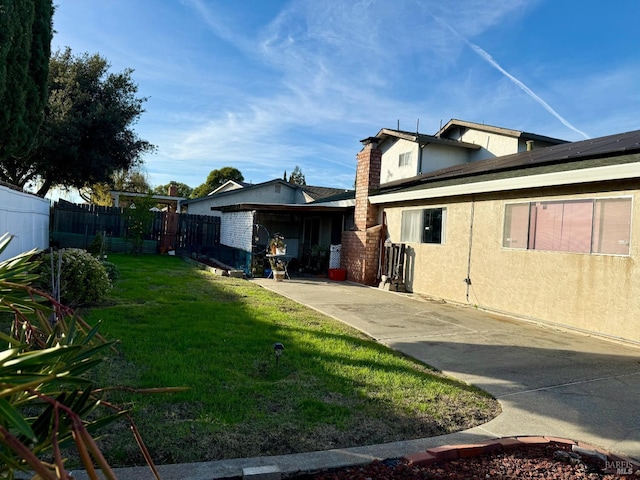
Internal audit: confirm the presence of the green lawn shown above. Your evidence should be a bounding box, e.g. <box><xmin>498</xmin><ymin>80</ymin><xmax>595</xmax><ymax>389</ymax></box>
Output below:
<box><xmin>83</xmin><ymin>254</ymin><xmax>500</xmax><ymax>466</ymax></box>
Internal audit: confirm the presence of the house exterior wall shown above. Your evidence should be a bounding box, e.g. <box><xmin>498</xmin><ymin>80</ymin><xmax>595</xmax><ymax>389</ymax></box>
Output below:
<box><xmin>379</xmin><ymin>128</ymin><xmax>540</xmax><ymax>185</ymax></box>
<box><xmin>380</xmin><ymin>138</ymin><xmax>420</xmax><ymax>184</ymax></box>
<box><xmin>456</xmin><ymin>129</ymin><xmax>519</xmax><ymax>161</ymax></box>
<box><xmin>221</xmin><ymin>211</ymin><xmax>254</xmax><ymax>251</ymax></box>
<box><xmin>420</xmin><ymin>143</ymin><xmax>469</xmax><ymax>174</ymax></box>
<box><xmin>384</xmin><ymin>199</ymin><xmax>472</xmax><ymax>299</ymax></box>
<box><xmin>382</xmin><ymin>183</ymin><xmax>640</xmax><ymax>344</ymax></box>
<box><xmin>186</xmin><ymin>183</ymin><xmax>298</xmax><ymax>215</ymax></box>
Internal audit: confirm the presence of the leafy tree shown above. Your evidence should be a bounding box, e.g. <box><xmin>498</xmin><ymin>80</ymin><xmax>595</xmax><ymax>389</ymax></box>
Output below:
<box><xmin>153</xmin><ymin>181</ymin><xmax>193</xmax><ymax>198</ymax></box>
<box><xmin>1</xmin><ymin>47</ymin><xmax>155</xmax><ymax>196</ymax></box>
<box><xmin>83</xmin><ymin>167</ymin><xmax>151</xmax><ymax>205</ymax></box>
<box><xmin>191</xmin><ymin>167</ymin><xmax>243</xmax><ymax>198</ymax></box>
<box><xmin>288</xmin><ymin>165</ymin><xmax>306</xmax><ymax>185</ymax></box>
<box><xmin>111</xmin><ymin>168</ymin><xmax>151</xmax><ymax>193</ymax></box>
<box><xmin>0</xmin><ymin>0</ymin><xmax>53</xmax><ymax>182</ymax></box>
<box><xmin>124</xmin><ymin>194</ymin><xmax>157</xmax><ymax>255</ymax></box>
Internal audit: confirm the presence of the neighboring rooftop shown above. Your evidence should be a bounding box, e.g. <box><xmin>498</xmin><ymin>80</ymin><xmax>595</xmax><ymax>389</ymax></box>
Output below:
<box><xmin>182</xmin><ymin>178</ymin><xmax>353</xmax><ymax>205</ymax></box>
<box><xmin>301</xmin><ymin>185</ymin><xmax>353</xmax><ymax>201</ymax></box>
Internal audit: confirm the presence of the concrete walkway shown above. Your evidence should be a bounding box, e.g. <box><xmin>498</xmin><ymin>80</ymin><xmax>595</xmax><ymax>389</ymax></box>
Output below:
<box><xmin>77</xmin><ymin>277</ymin><xmax>640</xmax><ymax>479</ymax></box>
<box><xmin>250</xmin><ymin>278</ymin><xmax>640</xmax><ymax>460</ymax></box>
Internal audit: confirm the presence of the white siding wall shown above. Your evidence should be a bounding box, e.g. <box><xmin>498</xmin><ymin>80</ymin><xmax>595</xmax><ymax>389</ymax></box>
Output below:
<box><xmin>458</xmin><ymin>130</ymin><xmax>519</xmax><ymax>161</ymax></box>
<box><xmin>420</xmin><ymin>143</ymin><xmax>469</xmax><ymax>173</ymax></box>
<box><xmin>0</xmin><ymin>185</ymin><xmax>50</xmax><ymax>261</ymax></box>
<box><xmin>380</xmin><ymin>130</ymin><xmax>525</xmax><ymax>186</ymax></box>
<box><xmin>187</xmin><ymin>183</ymin><xmax>299</xmax><ymax>215</ymax></box>
<box><xmin>187</xmin><ymin>202</ymin><xmax>222</xmax><ymax>216</ymax></box>
<box><xmin>221</xmin><ymin>211</ymin><xmax>254</xmax><ymax>251</ymax></box>
<box><xmin>380</xmin><ymin>138</ymin><xmax>420</xmax><ymax>184</ymax></box>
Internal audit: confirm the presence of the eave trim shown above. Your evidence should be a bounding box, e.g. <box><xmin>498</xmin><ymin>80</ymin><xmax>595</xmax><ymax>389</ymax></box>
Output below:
<box><xmin>369</xmin><ymin>162</ymin><xmax>640</xmax><ymax>204</ymax></box>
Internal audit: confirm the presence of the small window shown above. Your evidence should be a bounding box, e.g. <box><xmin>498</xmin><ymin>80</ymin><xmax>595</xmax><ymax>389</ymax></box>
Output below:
<box><xmin>401</xmin><ymin>208</ymin><xmax>445</xmax><ymax>244</ymax></box>
<box><xmin>275</xmin><ymin>184</ymin><xmax>281</xmax><ymax>194</ymax></box>
<box><xmin>398</xmin><ymin>152</ymin><xmax>412</xmax><ymax>167</ymax></box>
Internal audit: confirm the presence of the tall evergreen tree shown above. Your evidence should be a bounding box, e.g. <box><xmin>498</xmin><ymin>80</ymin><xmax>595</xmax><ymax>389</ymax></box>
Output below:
<box><xmin>288</xmin><ymin>165</ymin><xmax>306</xmax><ymax>185</ymax></box>
<box><xmin>0</xmin><ymin>0</ymin><xmax>53</xmax><ymax>185</ymax></box>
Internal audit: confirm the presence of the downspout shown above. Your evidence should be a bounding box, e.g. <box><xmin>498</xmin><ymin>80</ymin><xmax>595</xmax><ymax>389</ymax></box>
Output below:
<box><xmin>464</xmin><ymin>198</ymin><xmax>475</xmax><ymax>302</ymax></box>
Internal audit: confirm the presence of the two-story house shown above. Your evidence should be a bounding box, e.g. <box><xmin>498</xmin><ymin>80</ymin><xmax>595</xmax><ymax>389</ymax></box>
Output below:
<box><xmin>342</xmin><ymin>120</ymin><xmax>640</xmax><ymax>344</ymax></box>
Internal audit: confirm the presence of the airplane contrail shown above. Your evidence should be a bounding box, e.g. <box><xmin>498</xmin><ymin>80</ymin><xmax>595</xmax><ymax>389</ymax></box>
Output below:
<box><xmin>430</xmin><ymin>13</ymin><xmax>590</xmax><ymax>139</ymax></box>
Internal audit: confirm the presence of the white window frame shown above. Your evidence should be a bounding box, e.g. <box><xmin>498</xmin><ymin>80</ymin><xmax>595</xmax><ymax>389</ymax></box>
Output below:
<box><xmin>401</xmin><ymin>207</ymin><xmax>446</xmax><ymax>244</ymax></box>
<box><xmin>398</xmin><ymin>151</ymin><xmax>412</xmax><ymax>167</ymax></box>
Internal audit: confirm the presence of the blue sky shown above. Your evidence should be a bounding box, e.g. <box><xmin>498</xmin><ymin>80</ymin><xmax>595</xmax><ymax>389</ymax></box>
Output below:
<box><xmin>51</xmin><ymin>0</ymin><xmax>640</xmax><ymax>192</ymax></box>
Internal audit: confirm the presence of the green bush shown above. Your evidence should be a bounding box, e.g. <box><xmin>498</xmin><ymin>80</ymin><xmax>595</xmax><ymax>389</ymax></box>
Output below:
<box><xmin>37</xmin><ymin>249</ymin><xmax>112</xmax><ymax>306</ymax></box>
<box><xmin>89</xmin><ymin>232</ymin><xmax>106</xmax><ymax>255</ymax></box>
<box><xmin>102</xmin><ymin>260</ymin><xmax>120</xmax><ymax>283</ymax></box>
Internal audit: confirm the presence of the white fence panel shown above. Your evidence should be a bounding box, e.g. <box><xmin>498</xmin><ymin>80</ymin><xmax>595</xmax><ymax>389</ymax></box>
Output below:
<box><xmin>0</xmin><ymin>185</ymin><xmax>50</xmax><ymax>261</ymax></box>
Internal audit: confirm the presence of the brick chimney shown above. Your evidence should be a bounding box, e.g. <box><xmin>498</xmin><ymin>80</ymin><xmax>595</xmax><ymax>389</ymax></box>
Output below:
<box><xmin>168</xmin><ymin>183</ymin><xmax>178</xmax><ymax>196</ymax></box>
<box><xmin>341</xmin><ymin>136</ymin><xmax>383</xmax><ymax>285</ymax></box>
<box><xmin>354</xmin><ymin>137</ymin><xmax>381</xmax><ymax>229</ymax></box>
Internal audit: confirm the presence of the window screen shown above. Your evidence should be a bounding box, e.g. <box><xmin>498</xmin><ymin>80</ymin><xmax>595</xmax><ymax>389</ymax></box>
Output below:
<box><xmin>503</xmin><ymin>197</ymin><xmax>631</xmax><ymax>255</ymax></box>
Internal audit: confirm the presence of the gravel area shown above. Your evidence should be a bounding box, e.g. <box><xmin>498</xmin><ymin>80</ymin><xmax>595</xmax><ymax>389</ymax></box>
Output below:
<box><xmin>294</xmin><ymin>443</ymin><xmax>636</xmax><ymax>479</ymax></box>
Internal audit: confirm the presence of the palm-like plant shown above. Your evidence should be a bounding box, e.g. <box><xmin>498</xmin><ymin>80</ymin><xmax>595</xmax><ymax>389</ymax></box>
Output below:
<box><xmin>0</xmin><ymin>233</ymin><xmax>165</xmax><ymax>479</ymax></box>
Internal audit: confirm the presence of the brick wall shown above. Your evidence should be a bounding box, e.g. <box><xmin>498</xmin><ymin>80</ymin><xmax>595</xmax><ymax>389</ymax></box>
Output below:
<box><xmin>341</xmin><ymin>137</ymin><xmax>382</xmax><ymax>285</ymax></box>
<box><xmin>221</xmin><ymin>211</ymin><xmax>254</xmax><ymax>251</ymax></box>
<box><xmin>341</xmin><ymin>228</ymin><xmax>382</xmax><ymax>285</ymax></box>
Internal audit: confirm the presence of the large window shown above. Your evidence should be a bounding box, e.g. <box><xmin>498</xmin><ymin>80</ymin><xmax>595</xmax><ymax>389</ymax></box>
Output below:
<box><xmin>401</xmin><ymin>208</ymin><xmax>445</xmax><ymax>244</ymax></box>
<box><xmin>503</xmin><ymin>197</ymin><xmax>632</xmax><ymax>255</ymax></box>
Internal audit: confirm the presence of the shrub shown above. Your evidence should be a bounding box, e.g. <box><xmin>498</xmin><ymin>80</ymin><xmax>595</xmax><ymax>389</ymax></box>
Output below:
<box><xmin>37</xmin><ymin>248</ymin><xmax>112</xmax><ymax>306</ymax></box>
<box><xmin>102</xmin><ymin>260</ymin><xmax>120</xmax><ymax>283</ymax></box>
<box><xmin>89</xmin><ymin>232</ymin><xmax>105</xmax><ymax>255</ymax></box>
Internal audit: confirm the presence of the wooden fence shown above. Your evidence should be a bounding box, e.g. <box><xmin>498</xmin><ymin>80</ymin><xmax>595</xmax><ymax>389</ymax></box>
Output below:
<box><xmin>51</xmin><ymin>200</ymin><xmax>220</xmax><ymax>255</ymax></box>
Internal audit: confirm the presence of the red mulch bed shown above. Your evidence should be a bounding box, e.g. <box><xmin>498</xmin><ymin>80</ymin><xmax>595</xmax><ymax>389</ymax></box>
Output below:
<box><xmin>294</xmin><ymin>443</ymin><xmax>636</xmax><ymax>479</ymax></box>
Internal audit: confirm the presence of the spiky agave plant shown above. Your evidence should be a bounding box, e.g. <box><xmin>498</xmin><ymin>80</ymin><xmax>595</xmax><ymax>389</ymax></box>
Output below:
<box><xmin>0</xmin><ymin>233</ymin><xmax>177</xmax><ymax>480</ymax></box>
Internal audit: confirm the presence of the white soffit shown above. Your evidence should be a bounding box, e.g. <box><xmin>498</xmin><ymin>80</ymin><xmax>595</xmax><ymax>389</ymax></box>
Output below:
<box><xmin>370</xmin><ymin>162</ymin><xmax>640</xmax><ymax>204</ymax></box>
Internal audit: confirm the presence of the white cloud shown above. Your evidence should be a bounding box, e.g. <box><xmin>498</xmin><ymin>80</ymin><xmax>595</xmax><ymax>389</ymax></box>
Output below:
<box><xmin>114</xmin><ymin>0</ymin><xmax>639</xmax><ymax>189</ymax></box>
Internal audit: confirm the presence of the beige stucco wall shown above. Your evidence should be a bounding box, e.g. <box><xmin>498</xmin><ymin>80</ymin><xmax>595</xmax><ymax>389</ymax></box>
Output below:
<box><xmin>383</xmin><ymin>186</ymin><xmax>640</xmax><ymax>344</ymax></box>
